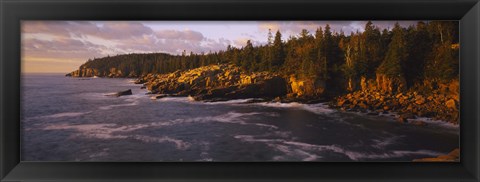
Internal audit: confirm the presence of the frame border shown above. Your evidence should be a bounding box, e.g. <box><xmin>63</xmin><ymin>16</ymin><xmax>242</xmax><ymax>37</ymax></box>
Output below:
<box><xmin>1</xmin><ymin>0</ymin><xmax>479</xmax><ymax>181</ymax></box>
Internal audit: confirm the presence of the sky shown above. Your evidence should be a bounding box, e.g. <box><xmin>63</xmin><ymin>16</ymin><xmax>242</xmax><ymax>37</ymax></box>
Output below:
<box><xmin>22</xmin><ymin>21</ymin><xmax>419</xmax><ymax>73</ymax></box>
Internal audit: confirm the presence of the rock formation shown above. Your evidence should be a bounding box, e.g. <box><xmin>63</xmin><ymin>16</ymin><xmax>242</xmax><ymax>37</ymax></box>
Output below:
<box><xmin>137</xmin><ymin>64</ymin><xmax>292</xmax><ymax>101</ymax></box>
<box><xmin>105</xmin><ymin>89</ymin><xmax>133</xmax><ymax>97</ymax></box>
<box><xmin>66</xmin><ymin>66</ymin><xmax>137</xmax><ymax>78</ymax></box>
<box><xmin>333</xmin><ymin>79</ymin><xmax>460</xmax><ymax>124</ymax></box>
<box><xmin>413</xmin><ymin>148</ymin><xmax>460</xmax><ymax>162</ymax></box>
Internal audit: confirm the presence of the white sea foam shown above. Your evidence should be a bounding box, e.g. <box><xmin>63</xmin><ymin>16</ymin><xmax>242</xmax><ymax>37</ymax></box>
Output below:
<box><xmin>45</xmin><ymin>112</ymin><xmax>90</xmax><ymax>118</ymax></box>
<box><xmin>234</xmin><ymin>134</ymin><xmax>443</xmax><ymax>161</ymax></box>
<box><xmin>103</xmin><ymin>92</ymin><xmax>118</xmax><ymax>96</ymax></box>
<box><xmin>156</xmin><ymin>97</ymin><xmax>255</xmax><ymax>105</ymax></box>
<box><xmin>130</xmin><ymin>135</ymin><xmax>190</xmax><ymax>149</ymax></box>
<box><xmin>203</xmin><ymin>99</ymin><xmax>255</xmax><ymax>105</ymax></box>
<box><xmin>43</xmin><ymin>123</ymin><xmax>190</xmax><ymax>150</ymax></box>
<box><xmin>198</xmin><ymin>141</ymin><xmax>212</xmax><ymax>161</ymax></box>
<box><xmin>43</xmin><ymin>111</ymin><xmax>278</xmax><ymax>136</ymax></box>
<box><xmin>175</xmin><ymin>112</ymin><xmax>279</xmax><ymax>129</ymax></box>
<box><xmin>99</xmin><ymin>101</ymin><xmax>139</xmax><ymax>110</ymax></box>
<box><xmin>255</xmin><ymin>102</ymin><xmax>335</xmax><ymax>115</ymax></box>
<box><xmin>415</xmin><ymin>117</ymin><xmax>459</xmax><ymax>129</ymax></box>
<box><xmin>371</xmin><ymin>135</ymin><xmax>405</xmax><ymax>149</ymax></box>
<box><xmin>28</xmin><ymin>111</ymin><xmax>91</xmax><ymax>120</ymax></box>
<box><xmin>88</xmin><ymin>148</ymin><xmax>110</xmax><ymax>159</ymax></box>
<box><xmin>256</xmin><ymin>101</ymin><xmax>303</xmax><ymax>108</ymax></box>
<box><xmin>155</xmin><ymin>97</ymin><xmax>193</xmax><ymax>103</ymax></box>
<box><xmin>41</xmin><ymin>111</ymin><xmax>278</xmax><ymax>150</ymax></box>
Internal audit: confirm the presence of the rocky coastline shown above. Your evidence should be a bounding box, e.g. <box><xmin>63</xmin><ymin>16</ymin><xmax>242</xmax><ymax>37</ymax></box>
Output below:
<box><xmin>67</xmin><ymin>63</ymin><xmax>459</xmax><ymax>125</ymax></box>
<box><xmin>67</xmin><ymin>63</ymin><xmax>460</xmax><ymax>161</ymax></box>
<box><xmin>130</xmin><ymin>64</ymin><xmax>326</xmax><ymax>103</ymax></box>
<box><xmin>332</xmin><ymin>82</ymin><xmax>459</xmax><ymax>125</ymax></box>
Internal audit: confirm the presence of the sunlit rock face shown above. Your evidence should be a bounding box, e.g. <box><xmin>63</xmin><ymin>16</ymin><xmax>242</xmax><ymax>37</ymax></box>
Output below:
<box><xmin>375</xmin><ymin>73</ymin><xmax>407</xmax><ymax>94</ymax></box>
<box><xmin>138</xmin><ymin>64</ymin><xmax>289</xmax><ymax>101</ymax></box>
<box><xmin>333</xmin><ymin>78</ymin><xmax>460</xmax><ymax>124</ymax></box>
<box><xmin>288</xmin><ymin>76</ymin><xmax>325</xmax><ymax>98</ymax></box>
<box><xmin>66</xmin><ymin>67</ymin><xmax>126</xmax><ymax>78</ymax></box>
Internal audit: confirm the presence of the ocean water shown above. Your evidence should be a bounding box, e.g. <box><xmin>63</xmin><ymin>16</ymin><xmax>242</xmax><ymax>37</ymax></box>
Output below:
<box><xmin>21</xmin><ymin>74</ymin><xmax>460</xmax><ymax>162</ymax></box>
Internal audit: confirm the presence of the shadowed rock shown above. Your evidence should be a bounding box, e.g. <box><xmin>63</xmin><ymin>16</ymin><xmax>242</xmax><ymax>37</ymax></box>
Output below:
<box><xmin>107</xmin><ymin>89</ymin><xmax>132</xmax><ymax>97</ymax></box>
<box><xmin>413</xmin><ymin>148</ymin><xmax>460</xmax><ymax>162</ymax></box>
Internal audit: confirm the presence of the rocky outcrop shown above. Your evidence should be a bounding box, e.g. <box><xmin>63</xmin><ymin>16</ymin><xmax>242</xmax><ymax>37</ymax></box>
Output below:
<box><xmin>139</xmin><ymin>64</ymin><xmax>289</xmax><ymax>101</ymax></box>
<box><xmin>413</xmin><ymin>148</ymin><xmax>460</xmax><ymax>162</ymax></box>
<box><xmin>66</xmin><ymin>66</ymin><xmax>137</xmax><ymax>78</ymax></box>
<box><xmin>376</xmin><ymin>73</ymin><xmax>407</xmax><ymax>93</ymax></box>
<box><xmin>288</xmin><ymin>76</ymin><xmax>326</xmax><ymax>98</ymax></box>
<box><xmin>333</xmin><ymin>79</ymin><xmax>460</xmax><ymax>124</ymax></box>
<box><xmin>105</xmin><ymin>89</ymin><xmax>133</xmax><ymax>97</ymax></box>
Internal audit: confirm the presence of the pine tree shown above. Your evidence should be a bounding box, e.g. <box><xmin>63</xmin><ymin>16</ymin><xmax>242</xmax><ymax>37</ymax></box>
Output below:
<box><xmin>271</xmin><ymin>30</ymin><xmax>285</xmax><ymax>68</ymax></box>
<box><xmin>377</xmin><ymin>23</ymin><xmax>407</xmax><ymax>78</ymax></box>
<box><xmin>267</xmin><ymin>29</ymin><xmax>273</xmax><ymax>46</ymax></box>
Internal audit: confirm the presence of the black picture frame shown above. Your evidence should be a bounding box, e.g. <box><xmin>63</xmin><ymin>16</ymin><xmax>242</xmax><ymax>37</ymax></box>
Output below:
<box><xmin>1</xmin><ymin>0</ymin><xmax>479</xmax><ymax>181</ymax></box>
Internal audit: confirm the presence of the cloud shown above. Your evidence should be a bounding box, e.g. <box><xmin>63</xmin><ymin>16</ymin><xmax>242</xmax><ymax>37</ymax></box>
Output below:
<box><xmin>23</xmin><ymin>21</ymin><xmax>155</xmax><ymax>40</ymax></box>
<box><xmin>98</xmin><ymin>22</ymin><xmax>154</xmax><ymax>39</ymax></box>
<box><xmin>22</xmin><ymin>37</ymin><xmax>105</xmax><ymax>58</ymax></box>
<box><xmin>155</xmin><ymin>29</ymin><xmax>204</xmax><ymax>42</ymax></box>
<box><xmin>21</xmin><ymin>21</ymin><xmax>234</xmax><ymax>70</ymax></box>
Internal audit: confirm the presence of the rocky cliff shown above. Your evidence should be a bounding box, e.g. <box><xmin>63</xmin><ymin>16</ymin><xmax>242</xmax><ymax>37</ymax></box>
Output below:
<box><xmin>333</xmin><ymin>78</ymin><xmax>460</xmax><ymax>124</ymax></box>
<box><xmin>135</xmin><ymin>64</ymin><xmax>326</xmax><ymax>102</ymax></box>
<box><xmin>66</xmin><ymin>67</ymin><xmax>138</xmax><ymax>78</ymax></box>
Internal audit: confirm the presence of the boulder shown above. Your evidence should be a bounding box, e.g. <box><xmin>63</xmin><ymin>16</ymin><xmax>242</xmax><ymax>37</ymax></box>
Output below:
<box><xmin>415</xmin><ymin>95</ymin><xmax>426</xmax><ymax>105</ymax></box>
<box><xmin>150</xmin><ymin>94</ymin><xmax>168</xmax><ymax>100</ymax></box>
<box><xmin>396</xmin><ymin>116</ymin><xmax>409</xmax><ymax>123</ymax></box>
<box><xmin>358</xmin><ymin>102</ymin><xmax>368</xmax><ymax>109</ymax></box>
<box><xmin>134</xmin><ymin>79</ymin><xmax>146</xmax><ymax>84</ymax></box>
<box><xmin>445</xmin><ymin>99</ymin><xmax>457</xmax><ymax>110</ymax></box>
<box><xmin>413</xmin><ymin>148</ymin><xmax>460</xmax><ymax>162</ymax></box>
<box><xmin>108</xmin><ymin>89</ymin><xmax>132</xmax><ymax>97</ymax></box>
<box><xmin>448</xmin><ymin>148</ymin><xmax>460</xmax><ymax>158</ymax></box>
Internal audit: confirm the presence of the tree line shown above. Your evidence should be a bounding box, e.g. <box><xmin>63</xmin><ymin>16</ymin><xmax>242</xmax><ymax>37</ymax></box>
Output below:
<box><xmin>79</xmin><ymin>21</ymin><xmax>459</xmax><ymax>92</ymax></box>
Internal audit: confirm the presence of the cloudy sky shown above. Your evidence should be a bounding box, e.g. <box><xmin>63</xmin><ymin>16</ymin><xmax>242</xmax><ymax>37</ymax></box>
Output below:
<box><xmin>22</xmin><ymin>21</ymin><xmax>418</xmax><ymax>73</ymax></box>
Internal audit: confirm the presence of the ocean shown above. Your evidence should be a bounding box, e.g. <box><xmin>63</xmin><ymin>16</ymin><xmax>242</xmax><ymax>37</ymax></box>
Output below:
<box><xmin>21</xmin><ymin>74</ymin><xmax>459</xmax><ymax>162</ymax></box>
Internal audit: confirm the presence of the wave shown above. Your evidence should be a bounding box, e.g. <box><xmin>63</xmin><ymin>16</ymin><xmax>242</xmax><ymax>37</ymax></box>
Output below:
<box><xmin>102</xmin><ymin>92</ymin><xmax>118</xmax><ymax>96</ymax></box>
<box><xmin>44</xmin><ymin>112</ymin><xmax>90</xmax><ymax>118</ymax></box>
<box><xmin>41</xmin><ymin>111</ymin><xmax>280</xmax><ymax>149</ymax></box>
<box><xmin>351</xmin><ymin>109</ymin><xmax>459</xmax><ymax>130</ymax></box>
<box><xmin>203</xmin><ymin>98</ymin><xmax>255</xmax><ymax>105</ymax></box>
<box><xmin>99</xmin><ymin>101</ymin><xmax>139</xmax><ymax>110</ymax></box>
<box><xmin>255</xmin><ymin>102</ymin><xmax>336</xmax><ymax>115</ymax></box>
<box><xmin>172</xmin><ymin>112</ymin><xmax>279</xmax><ymax>129</ymax></box>
<box><xmin>27</xmin><ymin>111</ymin><xmax>91</xmax><ymax>120</ymax></box>
<box><xmin>88</xmin><ymin>148</ymin><xmax>110</xmax><ymax>159</ymax></box>
<box><xmin>129</xmin><ymin>135</ymin><xmax>190</xmax><ymax>149</ymax></box>
<box><xmin>234</xmin><ymin>134</ymin><xmax>443</xmax><ymax>161</ymax></box>
<box><xmin>155</xmin><ymin>97</ymin><xmax>256</xmax><ymax>105</ymax></box>
<box><xmin>371</xmin><ymin>135</ymin><xmax>405</xmax><ymax>149</ymax></box>
<box><xmin>414</xmin><ymin>117</ymin><xmax>459</xmax><ymax>129</ymax></box>
<box><xmin>55</xmin><ymin>111</ymin><xmax>275</xmax><ymax>133</ymax></box>
<box><xmin>155</xmin><ymin>97</ymin><xmax>193</xmax><ymax>103</ymax></box>
<box><xmin>43</xmin><ymin>123</ymin><xmax>190</xmax><ymax>150</ymax></box>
